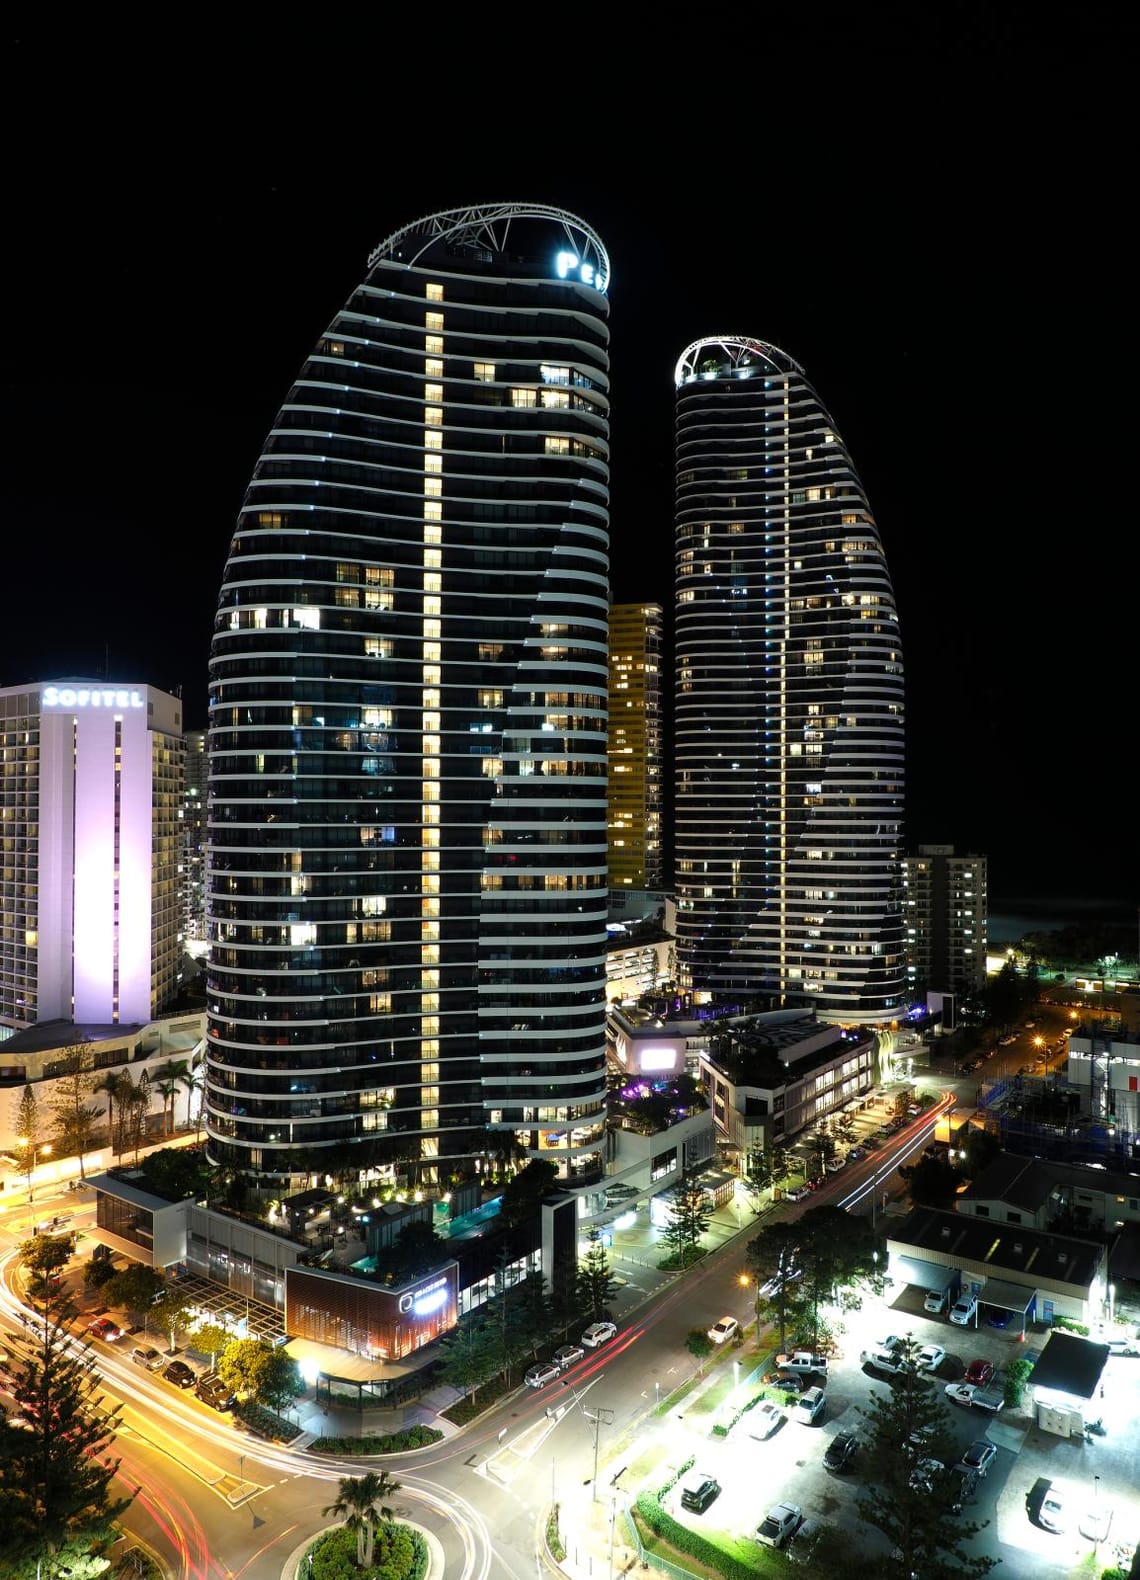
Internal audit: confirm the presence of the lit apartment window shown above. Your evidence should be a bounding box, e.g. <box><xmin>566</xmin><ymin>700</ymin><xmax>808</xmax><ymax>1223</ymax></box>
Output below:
<box><xmin>474</xmin><ymin>362</ymin><xmax>496</xmax><ymax>382</ymax></box>
<box><xmin>511</xmin><ymin>388</ymin><xmax>537</xmax><ymax>408</ymax></box>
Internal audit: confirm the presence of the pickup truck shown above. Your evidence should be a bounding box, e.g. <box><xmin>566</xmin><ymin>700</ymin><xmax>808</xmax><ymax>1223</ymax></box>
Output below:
<box><xmin>971</xmin><ymin>1379</ymin><xmax>1006</xmax><ymax>1413</ymax></box>
<box><xmin>860</xmin><ymin>1341</ymin><xmax>906</xmax><ymax>1375</ymax></box>
<box><xmin>775</xmin><ymin>1351</ymin><xmax>829</xmax><ymax>1375</ymax></box>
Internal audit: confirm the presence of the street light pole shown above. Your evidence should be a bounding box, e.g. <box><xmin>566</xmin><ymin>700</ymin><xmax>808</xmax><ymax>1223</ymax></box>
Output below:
<box><xmin>20</xmin><ymin>1140</ymin><xmax>52</xmax><ymax>1204</ymax></box>
<box><xmin>582</xmin><ymin>1404</ymin><xmax>614</xmax><ymax>1502</ymax></box>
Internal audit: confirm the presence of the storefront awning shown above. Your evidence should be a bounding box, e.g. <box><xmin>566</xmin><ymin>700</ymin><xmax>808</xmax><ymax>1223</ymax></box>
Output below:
<box><xmin>892</xmin><ymin>1255</ymin><xmax>956</xmax><ymax>1294</ymax></box>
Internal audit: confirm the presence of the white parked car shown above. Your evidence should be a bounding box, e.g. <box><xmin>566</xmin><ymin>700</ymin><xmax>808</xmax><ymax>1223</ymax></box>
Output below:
<box><xmin>707</xmin><ymin>1315</ymin><xmax>739</xmax><ymax>1345</ymax></box>
<box><xmin>795</xmin><ymin>1385</ymin><xmax>826</xmax><ymax>1424</ymax></box>
<box><xmin>748</xmin><ymin>1400</ymin><xmax>785</xmax><ymax>1439</ymax></box>
<box><xmin>917</xmin><ymin>1344</ymin><xmax>946</xmax><ymax>1373</ymax></box>
<box><xmin>524</xmin><ymin>1361</ymin><xmax>561</xmax><ymax>1388</ymax></box>
<box><xmin>581</xmin><ymin>1321</ymin><xmax>617</xmax><ymax>1349</ymax></box>
<box><xmin>949</xmin><ymin>1293</ymin><xmax>978</xmax><ymax>1326</ymax></box>
<box><xmin>924</xmin><ymin>1288</ymin><xmax>948</xmax><ymax>1314</ymax></box>
<box><xmin>1039</xmin><ymin>1482</ymin><xmax>1066</xmax><ymax>1533</ymax></box>
<box><xmin>756</xmin><ymin>1502</ymin><xmax>802</xmax><ymax>1547</ymax></box>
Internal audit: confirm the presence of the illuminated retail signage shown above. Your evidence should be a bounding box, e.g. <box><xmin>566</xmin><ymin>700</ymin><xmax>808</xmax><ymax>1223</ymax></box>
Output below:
<box><xmin>42</xmin><ymin>686</ymin><xmax>145</xmax><ymax>710</ymax></box>
<box><xmin>640</xmin><ymin>1049</ymin><xmax>678</xmax><ymax>1073</ymax></box>
<box><xmin>398</xmin><ymin>1272</ymin><xmax>450</xmax><ymax>1317</ymax></box>
<box><xmin>555</xmin><ymin>250</ymin><xmax>596</xmax><ymax>287</ymax></box>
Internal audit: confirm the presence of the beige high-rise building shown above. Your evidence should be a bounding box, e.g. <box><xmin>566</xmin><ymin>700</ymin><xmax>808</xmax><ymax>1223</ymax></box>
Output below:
<box><xmin>607</xmin><ymin>603</ymin><xmax>663</xmax><ymax>891</ymax></box>
<box><xmin>182</xmin><ymin>728</ymin><xmax>208</xmax><ymax>949</ymax></box>
<box><xmin>902</xmin><ymin>843</ymin><xmax>988</xmax><ymax>998</ymax></box>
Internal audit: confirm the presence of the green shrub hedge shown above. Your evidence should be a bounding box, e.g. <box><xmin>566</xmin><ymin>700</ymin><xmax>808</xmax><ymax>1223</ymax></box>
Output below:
<box><xmin>1051</xmin><ymin>1316</ymin><xmax>1090</xmax><ymax>1337</ymax></box>
<box><xmin>233</xmin><ymin>1400</ymin><xmax>302</xmax><ymax>1442</ymax></box>
<box><xmin>634</xmin><ymin>1483</ymin><xmax>763</xmax><ymax>1580</ymax></box>
<box><xmin>307</xmin><ymin>1523</ymin><xmax>427</xmax><ymax>1580</ymax></box>
<box><xmin>307</xmin><ymin>1424</ymin><xmax>443</xmax><ymax>1455</ymax></box>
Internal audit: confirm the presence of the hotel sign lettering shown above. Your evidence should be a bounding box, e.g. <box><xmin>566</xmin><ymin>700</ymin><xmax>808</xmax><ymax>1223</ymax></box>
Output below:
<box><xmin>42</xmin><ymin>686</ymin><xmax>145</xmax><ymax>710</ymax></box>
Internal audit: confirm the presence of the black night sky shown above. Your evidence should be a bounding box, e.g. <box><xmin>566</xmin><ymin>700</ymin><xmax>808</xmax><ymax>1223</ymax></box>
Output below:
<box><xmin>2</xmin><ymin>12</ymin><xmax>1135</xmax><ymax>916</ymax></box>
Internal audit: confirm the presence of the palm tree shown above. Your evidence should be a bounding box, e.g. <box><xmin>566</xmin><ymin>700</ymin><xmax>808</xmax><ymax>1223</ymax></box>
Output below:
<box><xmin>180</xmin><ymin>1056</ymin><xmax>204</xmax><ymax>1132</ymax></box>
<box><xmin>94</xmin><ymin>1070</ymin><xmax>134</xmax><ymax>1161</ymax></box>
<box><xmin>124</xmin><ymin>1071</ymin><xmax>151</xmax><ymax>1162</ymax></box>
<box><xmin>322</xmin><ymin>1470</ymin><xmax>400</xmax><ymax>1569</ymax></box>
<box><xmin>322</xmin><ymin>1483</ymin><xmax>366</xmax><ymax>1566</ymax></box>
<box><xmin>152</xmin><ymin>1060</ymin><xmax>188</xmax><ymax>1136</ymax></box>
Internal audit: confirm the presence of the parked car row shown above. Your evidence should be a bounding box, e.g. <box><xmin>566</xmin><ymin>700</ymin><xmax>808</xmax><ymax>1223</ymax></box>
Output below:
<box><xmin>524</xmin><ymin>1320</ymin><xmax>618</xmax><ymax>1387</ymax></box>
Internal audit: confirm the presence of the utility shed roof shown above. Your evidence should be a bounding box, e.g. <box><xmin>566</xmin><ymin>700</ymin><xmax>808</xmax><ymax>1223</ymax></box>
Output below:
<box><xmin>1029</xmin><ymin>1330</ymin><xmax>1110</xmax><ymax>1402</ymax></box>
<box><xmin>888</xmin><ymin>1206</ymin><xmax>1102</xmax><ymax>1292</ymax></box>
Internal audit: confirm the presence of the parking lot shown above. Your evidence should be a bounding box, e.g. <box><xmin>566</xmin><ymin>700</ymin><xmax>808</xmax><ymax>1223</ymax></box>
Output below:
<box><xmin>667</xmin><ymin>1278</ymin><xmax>1140</xmax><ymax>1578</ymax></box>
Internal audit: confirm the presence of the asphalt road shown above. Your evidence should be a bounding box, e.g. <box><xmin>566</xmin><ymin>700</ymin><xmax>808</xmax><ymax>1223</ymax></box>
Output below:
<box><xmin>1</xmin><ymin>994</ymin><xmax>1128</xmax><ymax>1580</ymax></box>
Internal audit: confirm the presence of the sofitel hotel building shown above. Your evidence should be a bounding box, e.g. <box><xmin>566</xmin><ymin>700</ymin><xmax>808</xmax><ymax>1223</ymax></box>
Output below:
<box><xmin>0</xmin><ymin>679</ymin><xmax>184</xmax><ymax>1031</ymax></box>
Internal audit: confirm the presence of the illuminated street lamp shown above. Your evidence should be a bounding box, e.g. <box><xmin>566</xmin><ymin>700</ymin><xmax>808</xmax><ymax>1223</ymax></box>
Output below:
<box><xmin>18</xmin><ymin>1138</ymin><xmax>52</xmax><ymax>1202</ymax></box>
<box><xmin>739</xmin><ymin>1270</ymin><xmax>760</xmax><ymax>1340</ymax></box>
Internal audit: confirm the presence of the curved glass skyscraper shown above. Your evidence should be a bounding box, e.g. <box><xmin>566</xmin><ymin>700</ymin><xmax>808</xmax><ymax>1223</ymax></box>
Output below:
<box><xmin>206</xmin><ymin>205</ymin><xmax>611</xmax><ymax>1190</ymax></box>
<box><xmin>673</xmin><ymin>336</ymin><xmax>905</xmax><ymax>1023</ymax></box>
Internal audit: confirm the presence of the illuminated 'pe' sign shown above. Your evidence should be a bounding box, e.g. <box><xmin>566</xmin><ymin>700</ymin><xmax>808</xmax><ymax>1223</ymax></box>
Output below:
<box><xmin>555</xmin><ymin>250</ymin><xmax>596</xmax><ymax>287</ymax></box>
<box><xmin>42</xmin><ymin>686</ymin><xmax>145</xmax><ymax>709</ymax></box>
